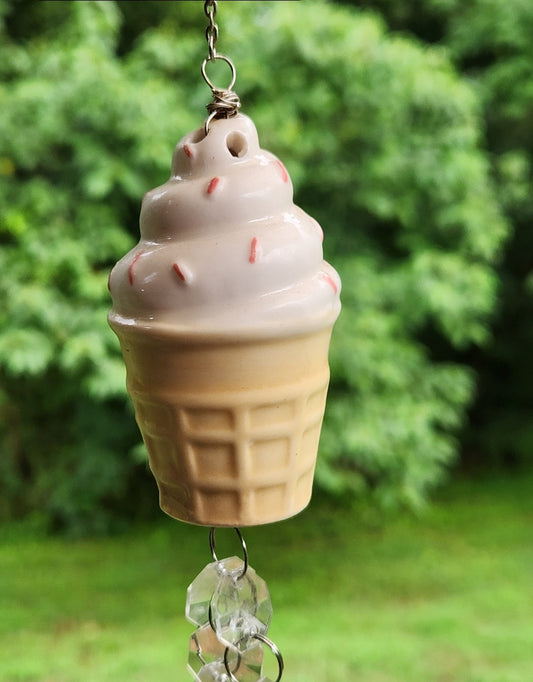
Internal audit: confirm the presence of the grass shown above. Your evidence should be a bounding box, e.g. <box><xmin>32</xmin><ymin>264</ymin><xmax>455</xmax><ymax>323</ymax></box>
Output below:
<box><xmin>1</xmin><ymin>470</ymin><xmax>532</xmax><ymax>681</ymax></box>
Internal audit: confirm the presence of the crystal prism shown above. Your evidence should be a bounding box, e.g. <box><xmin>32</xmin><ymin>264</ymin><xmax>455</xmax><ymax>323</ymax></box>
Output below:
<box><xmin>188</xmin><ymin>624</ymin><xmax>264</xmax><ymax>681</ymax></box>
<box><xmin>194</xmin><ymin>661</ymin><xmax>231</xmax><ymax>682</ymax></box>
<box><xmin>188</xmin><ymin>623</ymin><xmax>226</xmax><ymax>677</ymax></box>
<box><xmin>186</xmin><ymin>556</ymin><xmax>246</xmax><ymax>627</ymax></box>
<box><xmin>210</xmin><ymin>565</ymin><xmax>272</xmax><ymax>648</ymax></box>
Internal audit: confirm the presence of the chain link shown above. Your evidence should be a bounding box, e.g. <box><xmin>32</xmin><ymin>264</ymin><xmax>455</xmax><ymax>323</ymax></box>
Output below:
<box><xmin>204</xmin><ymin>0</ymin><xmax>218</xmax><ymax>61</ymax></box>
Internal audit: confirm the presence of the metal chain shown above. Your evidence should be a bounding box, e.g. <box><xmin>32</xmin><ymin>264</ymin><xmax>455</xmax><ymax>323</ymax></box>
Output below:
<box><xmin>204</xmin><ymin>0</ymin><xmax>218</xmax><ymax>62</ymax></box>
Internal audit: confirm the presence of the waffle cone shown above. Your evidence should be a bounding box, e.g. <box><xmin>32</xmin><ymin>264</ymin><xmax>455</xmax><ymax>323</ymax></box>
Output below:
<box><xmin>110</xmin><ymin>323</ymin><xmax>333</xmax><ymax>526</ymax></box>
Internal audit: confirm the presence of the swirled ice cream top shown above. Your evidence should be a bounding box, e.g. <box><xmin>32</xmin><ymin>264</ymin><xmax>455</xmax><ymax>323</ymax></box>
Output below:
<box><xmin>108</xmin><ymin>114</ymin><xmax>341</xmax><ymax>339</ymax></box>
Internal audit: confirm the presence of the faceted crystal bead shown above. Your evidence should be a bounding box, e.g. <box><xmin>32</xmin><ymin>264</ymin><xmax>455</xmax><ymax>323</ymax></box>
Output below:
<box><xmin>192</xmin><ymin>639</ymin><xmax>264</xmax><ymax>682</ymax></box>
<box><xmin>225</xmin><ymin>637</ymin><xmax>264</xmax><ymax>681</ymax></box>
<box><xmin>210</xmin><ymin>565</ymin><xmax>272</xmax><ymax>648</ymax></box>
<box><xmin>194</xmin><ymin>661</ymin><xmax>231</xmax><ymax>682</ymax></box>
<box><xmin>188</xmin><ymin>625</ymin><xmax>264</xmax><ymax>681</ymax></box>
<box><xmin>186</xmin><ymin>556</ymin><xmax>245</xmax><ymax>627</ymax></box>
<box><xmin>188</xmin><ymin>623</ymin><xmax>226</xmax><ymax>677</ymax></box>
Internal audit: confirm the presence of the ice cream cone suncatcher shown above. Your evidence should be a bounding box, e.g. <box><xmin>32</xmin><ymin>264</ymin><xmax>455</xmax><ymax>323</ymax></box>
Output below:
<box><xmin>108</xmin><ymin>2</ymin><xmax>341</xmax><ymax>679</ymax></box>
<box><xmin>108</xmin><ymin>7</ymin><xmax>340</xmax><ymax>530</ymax></box>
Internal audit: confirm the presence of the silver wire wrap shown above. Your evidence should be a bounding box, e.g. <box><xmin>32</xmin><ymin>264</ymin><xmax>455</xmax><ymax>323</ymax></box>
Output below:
<box><xmin>202</xmin><ymin>0</ymin><xmax>241</xmax><ymax>134</ymax></box>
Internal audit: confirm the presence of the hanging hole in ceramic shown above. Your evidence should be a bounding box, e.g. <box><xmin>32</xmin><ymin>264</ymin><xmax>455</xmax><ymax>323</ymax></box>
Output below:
<box><xmin>226</xmin><ymin>131</ymin><xmax>248</xmax><ymax>158</ymax></box>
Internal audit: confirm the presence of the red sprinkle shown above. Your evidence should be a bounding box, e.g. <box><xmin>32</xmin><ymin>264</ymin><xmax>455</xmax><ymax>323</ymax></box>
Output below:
<box><xmin>249</xmin><ymin>237</ymin><xmax>258</xmax><ymax>264</ymax></box>
<box><xmin>173</xmin><ymin>262</ymin><xmax>186</xmax><ymax>282</ymax></box>
<box><xmin>322</xmin><ymin>272</ymin><xmax>338</xmax><ymax>293</ymax></box>
<box><xmin>207</xmin><ymin>177</ymin><xmax>220</xmax><ymax>194</ymax></box>
<box><xmin>128</xmin><ymin>251</ymin><xmax>143</xmax><ymax>285</ymax></box>
<box><xmin>276</xmin><ymin>160</ymin><xmax>289</xmax><ymax>183</ymax></box>
<box><xmin>183</xmin><ymin>144</ymin><xmax>193</xmax><ymax>159</ymax></box>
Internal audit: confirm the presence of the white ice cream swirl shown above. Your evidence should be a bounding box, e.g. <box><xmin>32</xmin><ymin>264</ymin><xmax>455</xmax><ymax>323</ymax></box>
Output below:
<box><xmin>109</xmin><ymin>114</ymin><xmax>341</xmax><ymax>339</ymax></box>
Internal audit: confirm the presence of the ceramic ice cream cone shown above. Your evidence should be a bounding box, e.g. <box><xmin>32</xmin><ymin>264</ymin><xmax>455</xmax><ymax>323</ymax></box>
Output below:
<box><xmin>109</xmin><ymin>114</ymin><xmax>341</xmax><ymax>526</ymax></box>
<box><xmin>113</xmin><ymin>324</ymin><xmax>332</xmax><ymax>526</ymax></box>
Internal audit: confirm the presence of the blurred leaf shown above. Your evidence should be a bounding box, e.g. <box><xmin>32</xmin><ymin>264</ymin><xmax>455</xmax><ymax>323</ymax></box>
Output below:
<box><xmin>0</xmin><ymin>329</ymin><xmax>54</xmax><ymax>375</ymax></box>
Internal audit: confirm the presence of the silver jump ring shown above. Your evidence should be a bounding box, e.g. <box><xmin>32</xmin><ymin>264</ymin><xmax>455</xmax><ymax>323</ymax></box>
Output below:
<box><xmin>209</xmin><ymin>527</ymin><xmax>248</xmax><ymax>579</ymax></box>
<box><xmin>204</xmin><ymin>110</ymin><xmax>218</xmax><ymax>136</ymax></box>
<box><xmin>201</xmin><ymin>54</ymin><xmax>237</xmax><ymax>93</ymax></box>
<box><xmin>223</xmin><ymin>633</ymin><xmax>284</xmax><ymax>682</ymax></box>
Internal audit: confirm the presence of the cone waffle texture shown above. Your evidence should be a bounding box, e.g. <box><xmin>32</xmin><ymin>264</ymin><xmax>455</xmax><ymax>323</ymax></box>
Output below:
<box><xmin>112</xmin><ymin>323</ymin><xmax>333</xmax><ymax>526</ymax></box>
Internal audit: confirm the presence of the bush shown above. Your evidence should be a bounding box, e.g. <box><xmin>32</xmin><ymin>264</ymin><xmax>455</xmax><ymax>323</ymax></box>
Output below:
<box><xmin>343</xmin><ymin>0</ymin><xmax>533</xmax><ymax>467</ymax></box>
<box><xmin>0</xmin><ymin>0</ymin><xmax>509</xmax><ymax>532</ymax></box>
<box><xmin>432</xmin><ymin>0</ymin><xmax>533</xmax><ymax>467</ymax></box>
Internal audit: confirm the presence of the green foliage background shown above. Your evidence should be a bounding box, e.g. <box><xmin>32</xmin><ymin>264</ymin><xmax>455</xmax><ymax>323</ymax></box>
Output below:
<box><xmin>0</xmin><ymin>0</ymin><xmax>520</xmax><ymax>533</ymax></box>
<box><xmin>349</xmin><ymin>0</ymin><xmax>533</xmax><ymax>466</ymax></box>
